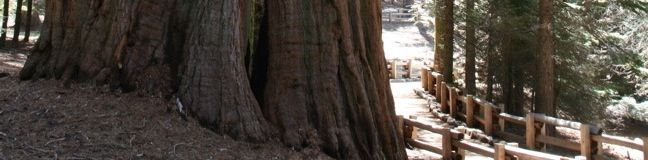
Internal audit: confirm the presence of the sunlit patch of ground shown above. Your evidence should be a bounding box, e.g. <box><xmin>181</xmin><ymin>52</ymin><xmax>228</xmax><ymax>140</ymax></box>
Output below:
<box><xmin>383</xmin><ymin>23</ymin><xmax>434</xmax><ymax>61</ymax></box>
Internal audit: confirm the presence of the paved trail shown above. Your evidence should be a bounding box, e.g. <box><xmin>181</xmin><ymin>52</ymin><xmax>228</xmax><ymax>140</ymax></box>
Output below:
<box><xmin>391</xmin><ymin>82</ymin><xmax>491</xmax><ymax>160</ymax></box>
<box><xmin>391</xmin><ymin>82</ymin><xmax>443</xmax><ymax>160</ymax></box>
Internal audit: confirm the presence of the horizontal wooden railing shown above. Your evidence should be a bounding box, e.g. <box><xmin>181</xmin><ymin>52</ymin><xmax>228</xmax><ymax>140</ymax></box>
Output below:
<box><xmin>382</xmin><ymin>10</ymin><xmax>415</xmax><ymax>23</ymax></box>
<box><xmin>403</xmin><ymin>67</ymin><xmax>648</xmax><ymax>159</ymax></box>
<box><xmin>387</xmin><ymin>59</ymin><xmax>413</xmax><ymax>79</ymax></box>
<box><xmin>399</xmin><ymin>116</ymin><xmax>579</xmax><ymax>159</ymax></box>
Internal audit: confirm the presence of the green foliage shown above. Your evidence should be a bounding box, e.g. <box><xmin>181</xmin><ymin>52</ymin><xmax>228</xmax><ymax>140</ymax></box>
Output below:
<box><xmin>607</xmin><ymin>97</ymin><xmax>648</xmax><ymax>124</ymax></box>
<box><xmin>445</xmin><ymin>0</ymin><xmax>648</xmax><ymax>122</ymax></box>
<box><xmin>617</xmin><ymin>0</ymin><xmax>648</xmax><ymax>13</ymax></box>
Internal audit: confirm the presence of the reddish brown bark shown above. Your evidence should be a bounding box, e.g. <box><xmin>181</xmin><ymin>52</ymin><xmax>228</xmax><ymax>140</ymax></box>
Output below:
<box><xmin>465</xmin><ymin>0</ymin><xmax>476</xmax><ymax>95</ymax></box>
<box><xmin>435</xmin><ymin>0</ymin><xmax>454</xmax><ymax>83</ymax></box>
<box><xmin>0</xmin><ymin>0</ymin><xmax>7</xmax><ymax>47</ymax></box>
<box><xmin>536</xmin><ymin>0</ymin><xmax>555</xmax><ymax>116</ymax></box>
<box><xmin>263</xmin><ymin>0</ymin><xmax>405</xmax><ymax>159</ymax></box>
<box><xmin>177</xmin><ymin>0</ymin><xmax>275</xmax><ymax>142</ymax></box>
<box><xmin>20</xmin><ymin>0</ymin><xmax>406</xmax><ymax>159</ymax></box>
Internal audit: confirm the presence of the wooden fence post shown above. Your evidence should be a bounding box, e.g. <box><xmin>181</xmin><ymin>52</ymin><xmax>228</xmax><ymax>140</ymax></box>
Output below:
<box><xmin>440</xmin><ymin>82</ymin><xmax>449</xmax><ymax>113</ymax></box>
<box><xmin>494</xmin><ymin>143</ymin><xmax>506</xmax><ymax>160</ymax></box>
<box><xmin>449</xmin><ymin>87</ymin><xmax>457</xmax><ymax>117</ymax></box>
<box><xmin>596</xmin><ymin>141</ymin><xmax>604</xmax><ymax>156</ymax></box>
<box><xmin>409</xmin><ymin>115</ymin><xmax>418</xmax><ymax>139</ymax></box>
<box><xmin>391</xmin><ymin>60</ymin><xmax>398</xmax><ymax>79</ymax></box>
<box><xmin>458</xmin><ymin>148</ymin><xmax>466</xmax><ymax>160</ymax></box>
<box><xmin>499</xmin><ymin>115</ymin><xmax>505</xmax><ymax>132</ymax></box>
<box><xmin>484</xmin><ymin>104</ymin><xmax>493</xmax><ymax>136</ymax></box>
<box><xmin>406</xmin><ymin>60</ymin><xmax>412</xmax><ymax>78</ymax></box>
<box><xmin>580</xmin><ymin>124</ymin><xmax>592</xmax><ymax>159</ymax></box>
<box><xmin>526</xmin><ymin>113</ymin><xmax>536</xmax><ymax>149</ymax></box>
<box><xmin>397</xmin><ymin>115</ymin><xmax>404</xmax><ymax>140</ymax></box>
<box><xmin>643</xmin><ymin>137</ymin><xmax>647</xmax><ymax>160</ymax></box>
<box><xmin>427</xmin><ymin>70</ymin><xmax>434</xmax><ymax>93</ymax></box>
<box><xmin>421</xmin><ymin>68</ymin><xmax>428</xmax><ymax>90</ymax></box>
<box><xmin>465</xmin><ymin>95</ymin><xmax>475</xmax><ymax>127</ymax></box>
<box><xmin>436</xmin><ymin>75</ymin><xmax>443</xmax><ymax>101</ymax></box>
<box><xmin>541</xmin><ymin>123</ymin><xmax>547</xmax><ymax>151</ymax></box>
<box><xmin>442</xmin><ymin>128</ymin><xmax>452</xmax><ymax>159</ymax></box>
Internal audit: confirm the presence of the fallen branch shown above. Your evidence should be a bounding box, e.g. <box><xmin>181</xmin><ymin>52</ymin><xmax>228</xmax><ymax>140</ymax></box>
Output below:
<box><xmin>23</xmin><ymin>143</ymin><xmax>53</xmax><ymax>153</ymax></box>
<box><xmin>45</xmin><ymin>138</ymin><xmax>66</xmax><ymax>146</ymax></box>
<box><xmin>172</xmin><ymin>143</ymin><xmax>192</xmax><ymax>157</ymax></box>
<box><xmin>129</xmin><ymin>135</ymin><xmax>136</xmax><ymax>147</ymax></box>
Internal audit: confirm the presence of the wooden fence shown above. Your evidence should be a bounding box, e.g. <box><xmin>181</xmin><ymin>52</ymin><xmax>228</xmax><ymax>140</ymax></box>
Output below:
<box><xmin>382</xmin><ymin>8</ymin><xmax>415</xmax><ymax>23</ymax></box>
<box><xmin>400</xmin><ymin>67</ymin><xmax>648</xmax><ymax>160</ymax></box>
<box><xmin>388</xmin><ymin>59</ymin><xmax>413</xmax><ymax>79</ymax></box>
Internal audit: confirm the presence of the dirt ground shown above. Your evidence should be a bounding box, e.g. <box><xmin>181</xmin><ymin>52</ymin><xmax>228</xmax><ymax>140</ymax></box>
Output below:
<box><xmin>0</xmin><ymin>49</ymin><xmax>329</xmax><ymax>159</ymax></box>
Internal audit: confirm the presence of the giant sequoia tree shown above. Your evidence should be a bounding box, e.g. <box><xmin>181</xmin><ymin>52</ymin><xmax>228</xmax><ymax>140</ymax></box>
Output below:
<box><xmin>20</xmin><ymin>0</ymin><xmax>407</xmax><ymax>159</ymax></box>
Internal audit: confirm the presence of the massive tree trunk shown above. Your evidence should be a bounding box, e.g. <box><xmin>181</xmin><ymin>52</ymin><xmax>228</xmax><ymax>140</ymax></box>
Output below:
<box><xmin>464</xmin><ymin>0</ymin><xmax>476</xmax><ymax>95</ymax></box>
<box><xmin>536</xmin><ymin>0</ymin><xmax>555</xmax><ymax>117</ymax></box>
<box><xmin>263</xmin><ymin>0</ymin><xmax>405</xmax><ymax>159</ymax></box>
<box><xmin>20</xmin><ymin>0</ymin><xmax>406</xmax><ymax>159</ymax></box>
<box><xmin>178</xmin><ymin>0</ymin><xmax>275</xmax><ymax>142</ymax></box>
<box><xmin>0</xmin><ymin>0</ymin><xmax>8</xmax><ymax>47</ymax></box>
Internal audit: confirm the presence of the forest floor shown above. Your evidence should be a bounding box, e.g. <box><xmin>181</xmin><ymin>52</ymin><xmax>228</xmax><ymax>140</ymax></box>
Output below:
<box><xmin>0</xmin><ymin>48</ymin><xmax>329</xmax><ymax>160</ymax></box>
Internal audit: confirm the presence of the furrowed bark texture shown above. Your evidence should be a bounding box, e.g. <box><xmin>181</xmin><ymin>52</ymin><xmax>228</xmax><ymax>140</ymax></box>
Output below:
<box><xmin>464</xmin><ymin>0</ymin><xmax>476</xmax><ymax>95</ymax></box>
<box><xmin>20</xmin><ymin>0</ymin><xmax>176</xmax><ymax>94</ymax></box>
<box><xmin>434</xmin><ymin>0</ymin><xmax>454</xmax><ymax>83</ymax></box>
<box><xmin>0</xmin><ymin>0</ymin><xmax>8</xmax><ymax>47</ymax></box>
<box><xmin>178</xmin><ymin>0</ymin><xmax>274</xmax><ymax>142</ymax></box>
<box><xmin>20</xmin><ymin>0</ymin><xmax>406</xmax><ymax>159</ymax></box>
<box><xmin>536</xmin><ymin>0</ymin><xmax>556</xmax><ymax>116</ymax></box>
<box><xmin>264</xmin><ymin>0</ymin><xmax>405</xmax><ymax>159</ymax></box>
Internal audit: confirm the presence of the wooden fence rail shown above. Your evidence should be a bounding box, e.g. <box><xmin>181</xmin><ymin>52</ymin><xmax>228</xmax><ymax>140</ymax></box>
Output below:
<box><xmin>382</xmin><ymin>11</ymin><xmax>415</xmax><ymax>23</ymax></box>
<box><xmin>403</xmin><ymin>67</ymin><xmax>648</xmax><ymax>160</ymax></box>
<box><xmin>388</xmin><ymin>59</ymin><xmax>413</xmax><ymax>79</ymax></box>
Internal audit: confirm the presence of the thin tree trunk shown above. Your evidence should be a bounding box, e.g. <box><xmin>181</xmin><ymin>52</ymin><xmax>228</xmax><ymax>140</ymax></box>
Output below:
<box><xmin>435</xmin><ymin>0</ymin><xmax>453</xmax><ymax>83</ymax></box>
<box><xmin>502</xmin><ymin>32</ymin><xmax>515</xmax><ymax>114</ymax></box>
<box><xmin>0</xmin><ymin>0</ymin><xmax>8</xmax><ymax>47</ymax></box>
<box><xmin>464</xmin><ymin>0</ymin><xmax>476</xmax><ymax>95</ymax></box>
<box><xmin>512</xmin><ymin>78</ymin><xmax>524</xmax><ymax>115</ymax></box>
<box><xmin>13</xmin><ymin>0</ymin><xmax>23</xmax><ymax>43</ymax></box>
<box><xmin>536</xmin><ymin>0</ymin><xmax>555</xmax><ymax>117</ymax></box>
<box><xmin>23</xmin><ymin>0</ymin><xmax>32</xmax><ymax>42</ymax></box>
<box><xmin>434</xmin><ymin>0</ymin><xmax>442</xmax><ymax>72</ymax></box>
<box><xmin>584</xmin><ymin>0</ymin><xmax>591</xmax><ymax>14</ymax></box>
<box><xmin>485</xmin><ymin>0</ymin><xmax>498</xmax><ymax>101</ymax></box>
